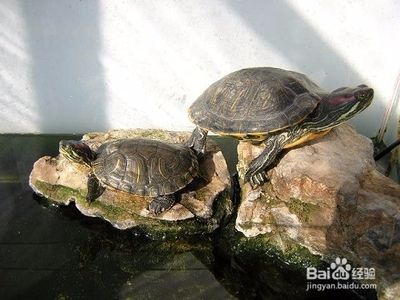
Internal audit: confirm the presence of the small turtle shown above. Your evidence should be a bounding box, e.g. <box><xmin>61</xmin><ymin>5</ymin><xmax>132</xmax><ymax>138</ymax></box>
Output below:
<box><xmin>187</xmin><ymin>67</ymin><xmax>374</xmax><ymax>186</ymax></box>
<box><xmin>59</xmin><ymin>138</ymin><xmax>199</xmax><ymax>214</ymax></box>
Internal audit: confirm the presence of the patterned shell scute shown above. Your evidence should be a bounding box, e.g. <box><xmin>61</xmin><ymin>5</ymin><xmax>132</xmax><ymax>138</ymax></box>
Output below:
<box><xmin>92</xmin><ymin>139</ymin><xmax>198</xmax><ymax>197</ymax></box>
<box><xmin>189</xmin><ymin>67</ymin><xmax>324</xmax><ymax>134</ymax></box>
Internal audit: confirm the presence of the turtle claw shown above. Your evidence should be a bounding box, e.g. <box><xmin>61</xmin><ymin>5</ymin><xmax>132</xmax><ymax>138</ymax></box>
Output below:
<box><xmin>186</xmin><ymin>126</ymin><xmax>208</xmax><ymax>157</ymax></box>
<box><xmin>248</xmin><ymin>171</ymin><xmax>268</xmax><ymax>188</ymax></box>
<box><xmin>86</xmin><ymin>173</ymin><xmax>105</xmax><ymax>202</ymax></box>
<box><xmin>244</xmin><ymin>158</ymin><xmax>269</xmax><ymax>187</ymax></box>
<box><xmin>148</xmin><ymin>195</ymin><xmax>176</xmax><ymax>215</ymax></box>
<box><xmin>148</xmin><ymin>202</ymin><xmax>165</xmax><ymax>215</ymax></box>
<box><xmin>244</xmin><ymin>137</ymin><xmax>281</xmax><ymax>187</ymax></box>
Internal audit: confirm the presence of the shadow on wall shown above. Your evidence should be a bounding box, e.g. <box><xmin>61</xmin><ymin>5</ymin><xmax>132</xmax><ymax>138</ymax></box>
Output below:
<box><xmin>20</xmin><ymin>0</ymin><xmax>108</xmax><ymax>133</ymax></box>
<box><xmin>225</xmin><ymin>0</ymin><xmax>381</xmax><ymax>138</ymax></box>
<box><xmin>225</xmin><ymin>0</ymin><xmax>365</xmax><ymax>87</ymax></box>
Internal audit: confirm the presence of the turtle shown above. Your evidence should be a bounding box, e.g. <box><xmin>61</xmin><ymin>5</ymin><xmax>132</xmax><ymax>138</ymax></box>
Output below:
<box><xmin>187</xmin><ymin>67</ymin><xmax>374</xmax><ymax>186</ymax></box>
<box><xmin>59</xmin><ymin>138</ymin><xmax>199</xmax><ymax>214</ymax></box>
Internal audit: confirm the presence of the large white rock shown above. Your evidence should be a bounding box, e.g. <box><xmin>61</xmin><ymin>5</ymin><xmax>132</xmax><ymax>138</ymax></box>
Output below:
<box><xmin>236</xmin><ymin>124</ymin><xmax>400</xmax><ymax>299</ymax></box>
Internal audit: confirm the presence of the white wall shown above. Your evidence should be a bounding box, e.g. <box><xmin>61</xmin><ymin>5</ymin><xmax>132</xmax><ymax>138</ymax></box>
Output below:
<box><xmin>0</xmin><ymin>0</ymin><xmax>399</xmax><ymax>145</ymax></box>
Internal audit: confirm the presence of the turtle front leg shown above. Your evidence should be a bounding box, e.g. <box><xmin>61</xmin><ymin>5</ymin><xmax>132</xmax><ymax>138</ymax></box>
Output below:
<box><xmin>86</xmin><ymin>173</ymin><xmax>105</xmax><ymax>202</ymax></box>
<box><xmin>185</xmin><ymin>126</ymin><xmax>208</xmax><ymax>157</ymax></box>
<box><xmin>148</xmin><ymin>194</ymin><xmax>177</xmax><ymax>214</ymax></box>
<box><xmin>244</xmin><ymin>135</ymin><xmax>283</xmax><ymax>187</ymax></box>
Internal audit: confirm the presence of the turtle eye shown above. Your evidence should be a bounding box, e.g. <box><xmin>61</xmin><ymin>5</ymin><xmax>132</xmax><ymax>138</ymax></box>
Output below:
<box><xmin>355</xmin><ymin>88</ymin><xmax>373</xmax><ymax>100</ymax></box>
<box><xmin>357</xmin><ymin>92</ymin><xmax>366</xmax><ymax>99</ymax></box>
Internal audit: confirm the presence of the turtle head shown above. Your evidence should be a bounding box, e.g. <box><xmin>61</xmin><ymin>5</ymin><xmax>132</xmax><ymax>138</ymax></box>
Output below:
<box><xmin>306</xmin><ymin>85</ymin><xmax>373</xmax><ymax>130</ymax></box>
<box><xmin>59</xmin><ymin>140</ymin><xmax>96</xmax><ymax>166</ymax></box>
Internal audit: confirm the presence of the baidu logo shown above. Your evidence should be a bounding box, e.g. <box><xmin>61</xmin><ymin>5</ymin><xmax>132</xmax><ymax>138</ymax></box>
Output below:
<box><xmin>306</xmin><ymin>257</ymin><xmax>377</xmax><ymax>292</ymax></box>
<box><xmin>307</xmin><ymin>257</ymin><xmax>351</xmax><ymax>280</ymax></box>
<box><xmin>331</xmin><ymin>257</ymin><xmax>352</xmax><ymax>280</ymax></box>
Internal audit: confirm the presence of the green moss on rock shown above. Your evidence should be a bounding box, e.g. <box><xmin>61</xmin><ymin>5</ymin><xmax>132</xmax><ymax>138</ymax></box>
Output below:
<box><xmin>33</xmin><ymin>179</ymin><xmax>232</xmax><ymax>240</ymax></box>
<box><xmin>219</xmin><ymin>221</ymin><xmax>321</xmax><ymax>270</ymax></box>
<box><xmin>287</xmin><ymin>197</ymin><xmax>318</xmax><ymax>223</ymax></box>
<box><xmin>35</xmin><ymin>180</ymin><xmax>84</xmax><ymax>204</ymax></box>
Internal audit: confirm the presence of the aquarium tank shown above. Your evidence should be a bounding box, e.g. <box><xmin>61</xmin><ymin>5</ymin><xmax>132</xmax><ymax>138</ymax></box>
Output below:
<box><xmin>1</xmin><ymin>1</ymin><xmax>399</xmax><ymax>299</ymax></box>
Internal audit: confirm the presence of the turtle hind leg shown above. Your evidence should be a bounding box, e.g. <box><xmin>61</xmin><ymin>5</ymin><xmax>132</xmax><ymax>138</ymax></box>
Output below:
<box><xmin>185</xmin><ymin>126</ymin><xmax>208</xmax><ymax>157</ymax></box>
<box><xmin>244</xmin><ymin>135</ymin><xmax>283</xmax><ymax>187</ymax></box>
<box><xmin>148</xmin><ymin>194</ymin><xmax>177</xmax><ymax>215</ymax></box>
<box><xmin>86</xmin><ymin>173</ymin><xmax>105</xmax><ymax>202</ymax></box>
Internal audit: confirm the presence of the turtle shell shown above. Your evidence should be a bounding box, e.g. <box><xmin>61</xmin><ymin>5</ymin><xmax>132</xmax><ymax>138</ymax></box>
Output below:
<box><xmin>189</xmin><ymin>67</ymin><xmax>324</xmax><ymax>135</ymax></box>
<box><xmin>92</xmin><ymin>139</ymin><xmax>198</xmax><ymax>197</ymax></box>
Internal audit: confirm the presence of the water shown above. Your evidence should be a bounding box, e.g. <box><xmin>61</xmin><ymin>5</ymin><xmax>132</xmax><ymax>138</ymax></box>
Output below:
<box><xmin>0</xmin><ymin>135</ymin><xmax>377</xmax><ymax>299</ymax></box>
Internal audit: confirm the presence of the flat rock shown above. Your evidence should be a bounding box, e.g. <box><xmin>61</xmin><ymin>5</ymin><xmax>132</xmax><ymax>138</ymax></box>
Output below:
<box><xmin>29</xmin><ymin>129</ymin><xmax>232</xmax><ymax>237</ymax></box>
<box><xmin>236</xmin><ymin>124</ymin><xmax>400</xmax><ymax>299</ymax></box>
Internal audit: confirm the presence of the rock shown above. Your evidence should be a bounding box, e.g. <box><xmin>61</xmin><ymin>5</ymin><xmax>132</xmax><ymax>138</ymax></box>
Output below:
<box><xmin>29</xmin><ymin>129</ymin><xmax>232</xmax><ymax>238</ymax></box>
<box><xmin>236</xmin><ymin>124</ymin><xmax>400</xmax><ymax>299</ymax></box>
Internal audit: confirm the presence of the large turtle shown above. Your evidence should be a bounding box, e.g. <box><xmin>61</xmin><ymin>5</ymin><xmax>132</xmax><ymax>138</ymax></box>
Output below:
<box><xmin>187</xmin><ymin>67</ymin><xmax>374</xmax><ymax>186</ymax></box>
<box><xmin>59</xmin><ymin>138</ymin><xmax>199</xmax><ymax>214</ymax></box>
